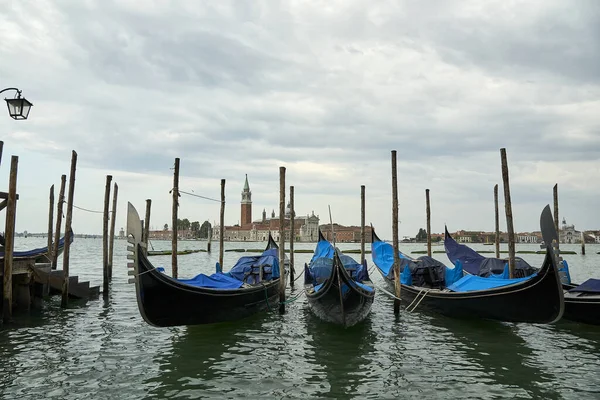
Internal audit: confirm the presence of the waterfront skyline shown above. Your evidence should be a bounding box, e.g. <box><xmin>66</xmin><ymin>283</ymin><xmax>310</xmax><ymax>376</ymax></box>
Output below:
<box><xmin>1</xmin><ymin>1</ymin><xmax>598</xmax><ymax>240</ymax></box>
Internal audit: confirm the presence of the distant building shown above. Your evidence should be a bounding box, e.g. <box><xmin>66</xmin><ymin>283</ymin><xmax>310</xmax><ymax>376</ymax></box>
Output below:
<box><xmin>212</xmin><ymin>175</ymin><xmax>320</xmax><ymax>242</ymax></box>
<box><xmin>320</xmin><ymin>224</ymin><xmax>373</xmax><ymax>243</ymax></box>
<box><xmin>560</xmin><ymin>218</ymin><xmax>581</xmax><ymax>244</ymax></box>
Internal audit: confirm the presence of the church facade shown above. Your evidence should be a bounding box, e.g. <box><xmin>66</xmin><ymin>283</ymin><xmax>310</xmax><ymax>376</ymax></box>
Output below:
<box><xmin>211</xmin><ymin>175</ymin><xmax>320</xmax><ymax>242</ymax></box>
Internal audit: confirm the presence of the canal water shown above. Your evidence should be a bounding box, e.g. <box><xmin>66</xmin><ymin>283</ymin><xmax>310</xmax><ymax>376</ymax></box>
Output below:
<box><xmin>1</xmin><ymin>237</ymin><xmax>599</xmax><ymax>399</ymax></box>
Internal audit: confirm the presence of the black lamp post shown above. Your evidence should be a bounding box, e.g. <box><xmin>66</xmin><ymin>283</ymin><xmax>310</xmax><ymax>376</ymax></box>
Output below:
<box><xmin>0</xmin><ymin>87</ymin><xmax>33</xmax><ymax>120</ymax></box>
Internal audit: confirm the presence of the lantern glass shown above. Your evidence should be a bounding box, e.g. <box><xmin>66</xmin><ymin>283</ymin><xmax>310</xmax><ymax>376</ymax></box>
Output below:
<box><xmin>5</xmin><ymin>97</ymin><xmax>33</xmax><ymax>120</ymax></box>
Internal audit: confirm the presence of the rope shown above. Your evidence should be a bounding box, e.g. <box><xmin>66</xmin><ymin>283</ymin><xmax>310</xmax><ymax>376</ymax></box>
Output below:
<box><xmin>405</xmin><ymin>288</ymin><xmax>425</xmax><ymax>310</ymax></box>
<box><xmin>62</xmin><ymin>200</ymin><xmax>114</xmax><ymax>215</ymax></box>
<box><xmin>264</xmin><ymin>285</ymin><xmax>272</xmax><ymax>312</ymax></box>
<box><xmin>280</xmin><ymin>290</ymin><xmax>304</xmax><ymax>305</ymax></box>
<box><xmin>176</xmin><ymin>189</ymin><xmax>223</xmax><ymax>203</ymax></box>
<box><xmin>406</xmin><ymin>289</ymin><xmax>431</xmax><ymax>313</ymax></box>
<box><xmin>376</xmin><ymin>285</ymin><xmax>401</xmax><ymax>301</ymax></box>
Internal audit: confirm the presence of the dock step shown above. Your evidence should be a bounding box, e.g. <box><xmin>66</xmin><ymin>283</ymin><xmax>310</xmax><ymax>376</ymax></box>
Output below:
<box><xmin>32</xmin><ymin>267</ymin><xmax>99</xmax><ymax>300</ymax></box>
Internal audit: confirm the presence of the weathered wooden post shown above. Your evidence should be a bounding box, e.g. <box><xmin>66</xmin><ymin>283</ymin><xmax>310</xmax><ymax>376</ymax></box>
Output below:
<box><xmin>581</xmin><ymin>232</ymin><xmax>586</xmax><ymax>255</ymax></box>
<box><xmin>102</xmin><ymin>175</ymin><xmax>112</xmax><ymax>295</ymax></box>
<box><xmin>3</xmin><ymin>156</ymin><xmax>18</xmax><ymax>322</ymax></box>
<box><xmin>172</xmin><ymin>158</ymin><xmax>180</xmax><ymax>278</ymax></box>
<box><xmin>207</xmin><ymin>225</ymin><xmax>212</xmax><ymax>253</ymax></box>
<box><xmin>360</xmin><ymin>185</ymin><xmax>366</xmax><ymax>264</ymax></box>
<box><xmin>108</xmin><ymin>183</ymin><xmax>118</xmax><ymax>280</ymax></box>
<box><xmin>218</xmin><ymin>179</ymin><xmax>225</xmax><ymax>272</ymax></box>
<box><xmin>500</xmin><ymin>148</ymin><xmax>516</xmax><ymax>279</ymax></box>
<box><xmin>494</xmin><ymin>184</ymin><xmax>500</xmax><ymax>258</ymax></box>
<box><xmin>289</xmin><ymin>185</ymin><xmax>295</xmax><ymax>288</ymax></box>
<box><xmin>553</xmin><ymin>184</ymin><xmax>560</xmax><ymax>251</ymax></box>
<box><xmin>143</xmin><ymin>199</ymin><xmax>151</xmax><ymax>255</ymax></box>
<box><xmin>52</xmin><ymin>175</ymin><xmax>66</xmax><ymax>270</ymax></box>
<box><xmin>279</xmin><ymin>167</ymin><xmax>286</xmax><ymax>314</ymax></box>
<box><xmin>62</xmin><ymin>151</ymin><xmax>77</xmax><ymax>308</ymax></box>
<box><xmin>426</xmin><ymin>189</ymin><xmax>432</xmax><ymax>257</ymax></box>
<box><xmin>391</xmin><ymin>150</ymin><xmax>401</xmax><ymax>314</ymax></box>
<box><xmin>47</xmin><ymin>185</ymin><xmax>54</xmax><ymax>261</ymax></box>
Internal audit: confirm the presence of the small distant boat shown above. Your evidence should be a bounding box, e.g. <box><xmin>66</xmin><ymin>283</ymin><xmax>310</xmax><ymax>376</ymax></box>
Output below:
<box><xmin>304</xmin><ymin>231</ymin><xmax>375</xmax><ymax>327</ymax></box>
<box><xmin>370</xmin><ymin>206</ymin><xmax>564</xmax><ymax>323</ymax></box>
<box><xmin>444</xmin><ymin>216</ymin><xmax>600</xmax><ymax>325</ymax></box>
<box><xmin>126</xmin><ymin>202</ymin><xmax>288</xmax><ymax>327</ymax></box>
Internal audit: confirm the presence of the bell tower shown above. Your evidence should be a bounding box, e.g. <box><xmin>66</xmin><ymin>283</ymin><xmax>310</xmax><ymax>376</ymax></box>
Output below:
<box><xmin>241</xmin><ymin>174</ymin><xmax>252</xmax><ymax>226</ymax></box>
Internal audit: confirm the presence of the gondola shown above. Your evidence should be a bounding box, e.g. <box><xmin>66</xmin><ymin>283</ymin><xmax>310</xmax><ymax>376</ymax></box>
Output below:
<box><xmin>304</xmin><ymin>231</ymin><xmax>375</xmax><ymax>327</ymax></box>
<box><xmin>445</xmin><ymin>222</ymin><xmax>600</xmax><ymax>325</ymax></box>
<box><xmin>126</xmin><ymin>202</ymin><xmax>287</xmax><ymax>327</ymax></box>
<box><xmin>0</xmin><ymin>231</ymin><xmax>72</xmax><ymax>264</ymax></box>
<box><xmin>370</xmin><ymin>205</ymin><xmax>564</xmax><ymax>323</ymax></box>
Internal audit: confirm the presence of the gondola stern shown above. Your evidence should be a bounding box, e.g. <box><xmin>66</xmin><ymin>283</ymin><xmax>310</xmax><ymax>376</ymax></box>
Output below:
<box><xmin>539</xmin><ymin>204</ymin><xmax>565</xmax><ymax>323</ymax></box>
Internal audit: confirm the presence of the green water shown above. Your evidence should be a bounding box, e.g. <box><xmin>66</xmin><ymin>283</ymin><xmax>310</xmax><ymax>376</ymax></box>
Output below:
<box><xmin>1</xmin><ymin>238</ymin><xmax>600</xmax><ymax>399</ymax></box>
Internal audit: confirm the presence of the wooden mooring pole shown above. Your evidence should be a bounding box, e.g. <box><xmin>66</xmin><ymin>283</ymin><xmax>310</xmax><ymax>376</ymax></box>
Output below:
<box><xmin>3</xmin><ymin>156</ymin><xmax>19</xmax><ymax>322</ymax></box>
<box><xmin>52</xmin><ymin>175</ymin><xmax>66</xmax><ymax>270</ymax></box>
<box><xmin>494</xmin><ymin>184</ymin><xmax>500</xmax><ymax>259</ymax></box>
<box><xmin>581</xmin><ymin>232</ymin><xmax>586</xmax><ymax>255</ymax></box>
<box><xmin>279</xmin><ymin>167</ymin><xmax>286</xmax><ymax>314</ymax></box>
<box><xmin>426</xmin><ymin>189</ymin><xmax>432</xmax><ymax>257</ymax></box>
<box><xmin>360</xmin><ymin>185</ymin><xmax>366</xmax><ymax>264</ymax></box>
<box><xmin>218</xmin><ymin>179</ymin><xmax>225</xmax><ymax>272</ymax></box>
<box><xmin>500</xmin><ymin>148</ymin><xmax>516</xmax><ymax>279</ymax></box>
<box><xmin>289</xmin><ymin>185</ymin><xmax>295</xmax><ymax>288</ymax></box>
<box><xmin>103</xmin><ymin>175</ymin><xmax>112</xmax><ymax>295</ymax></box>
<box><xmin>553</xmin><ymin>184</ymin><xmax>560</xmax><ymax>251</ymax></box>
<box><xmin>108</xmin><ymin>183</ymin><xmax>118</xmax><ymax>280</ymax></box>
<box><xmin>172</xmin><ymin>158</ymin><xmax>180</xmax><ymax>278</ymax></box>
<box><xmin>143</xmin><ymin>199</ymin><xmax>151</xmax><ymax>255</ymax></box>
<box><xmin>207</xmin><ymin>225</ymin><xmax>212</xmax><ymax>253</ymax></box>
<box><xmin>47</xmin><ymin>185</ymin><xmax>54</xmax><ymax>261</ymax></box>
<box><xmin>391</xmin><ymin>150</ymin><xmax>401</xmax><ymax>314</ymax></box>
<box><xmin>62</xmin><ymin>151</ymin><xmax>77</xmax><ymax>308</ymax></box>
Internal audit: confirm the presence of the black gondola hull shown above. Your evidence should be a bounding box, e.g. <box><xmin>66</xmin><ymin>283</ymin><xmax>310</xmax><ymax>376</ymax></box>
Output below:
<box><xmin>305</xmin><ymin>255</ymin><xmax>374</xmax><ymax>328</ymax></box>
<box><xmin>563</xmin><ymin>297</ymin><xmax>600</xmax><ymax>326</ymax></box>
<box><xmin>135</xmin><ymin>244</ymin><xmax>284</xmax><ymax>327</ymax></box>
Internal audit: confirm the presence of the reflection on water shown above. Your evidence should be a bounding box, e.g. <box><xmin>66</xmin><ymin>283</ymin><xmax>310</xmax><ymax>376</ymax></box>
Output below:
<box><xmin>1</xmin><ymin>238</ymin><xmax>600</xmax><ymax>399</ymax></box>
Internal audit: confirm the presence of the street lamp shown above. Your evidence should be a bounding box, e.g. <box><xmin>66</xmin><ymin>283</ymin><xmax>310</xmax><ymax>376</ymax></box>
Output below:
<box><xmin>0</xmin><ymin>87</ymin><xmax>33</xmax><ymax>120</ymax></box>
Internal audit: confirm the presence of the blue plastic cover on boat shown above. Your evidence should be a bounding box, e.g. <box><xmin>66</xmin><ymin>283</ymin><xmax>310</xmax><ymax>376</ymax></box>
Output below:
<box><xmin>490</xmin><ymin>263</ymin><xmax>509</xmax><ymax>279</ymax></box>
<box><xmin>447</xmin><ymin>274</ymin><xmax>533</xmax><ymax>292</ymax></box>
<box><xmin>0</xmin><ymin>234</ymin><xmax>69</xmax><ymax>259</ymax></box>
<box><xmin>568</xmin><ymin>278</ymin><xmax>600</xmax><ymax>294</ymax></box>
<box><xmin>444</xmin><ymin>230</ymin><xmax>536</xmax><ymax>278</ymax></box>
<box><xmin>178</xmin><ymin>273</ymin><xmax>244</xmax><ymax>289</ymax></box>
<box><xmin>227</xmin><ymin>248</ymin><xmax>280</xmax><ymax>283</ymax></box>
<box><xmin>444</xmin><ymin>232</ymin><xmax>486</xmax><ymax>275</ymax></box>
<box><xmin>308</xmin><ymin>258</ymin><xmax>334</xmax><ymax>285</ymax></box>
<box><xmin>401</xmin><ymin>264</ymin><xmax>412</xmax><ymax>285</ymax></box>
<box><xmin>559</xmin><ymin>259</ymin><xmax>572</xmax><ymax>285</ymax></box>
<box><xmin>371</xmin><ymin>238</ymin><xmax>413</xmax><ymax>279</ymax></box>
<box><xmin>306</xmin><ymin>238</ymin><xmax>369</xmax><ymax>285</ymax></box>
<box><xmin>445</xmin><ymin>260</ymin><xmax>464</xmax><ymax>286</ymax></box>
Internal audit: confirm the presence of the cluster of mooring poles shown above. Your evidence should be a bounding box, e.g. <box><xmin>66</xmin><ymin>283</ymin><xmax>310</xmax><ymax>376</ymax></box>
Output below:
<box><xmin>2</xmin><ymin>142</ymin><xmax>116</xmax><ymax>324</ymax></box>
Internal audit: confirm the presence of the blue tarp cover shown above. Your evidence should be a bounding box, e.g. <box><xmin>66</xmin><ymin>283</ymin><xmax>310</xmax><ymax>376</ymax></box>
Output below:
<box><xmin>306</xmin><ymin>237</ymin><xmax>369</xmax><ymax>288</ymax></box>
<box><xmin>447</xmin><ymin>274</ymin><xmax>534</xmax><ymax>292</ymax></box>
<box><xmin>177</xmin><ymin>273</ymin><xmax>244</xmax><ymax>289</ymax></box>
<box><xmin>0</xmin><ymin>234</ymin><xmax>69</xmax><ymax>259</ymax></box>
<box><xmin>227</xmin><ymin>248</ymin><xmax>280</xmax><ymax>283</ymax></box>
<box><xmin>156</xmin><ymin>246</ymin><xmax>279</xmax><ymax>289</ymax></box>
<box><xmin>568</xmin><ymin>278</ymin><xmax>600</xmax><ymax>294</ymax></box>
<box><xmin>371</xmin><ymin>238</ymin><xmax>413</xmax><ymax>279</ymax></box>
<box><xmin>444</xmin><ymin>229</ymin><xmax>536</xmax><ymax>278</ymax></box>
<box><xmin>445</xmin><ymin>260</ymin><xmax>464</xmax><ymax>286</ymax></box>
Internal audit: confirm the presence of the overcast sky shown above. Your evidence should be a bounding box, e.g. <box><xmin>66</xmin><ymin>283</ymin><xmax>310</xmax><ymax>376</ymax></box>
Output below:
<box><xmin>1</xmin><ymin>0</ymin><xmax>599</xmax><ymax>240</ymax></box>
